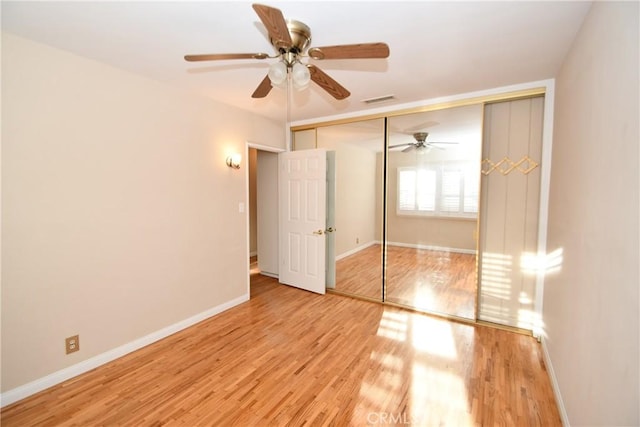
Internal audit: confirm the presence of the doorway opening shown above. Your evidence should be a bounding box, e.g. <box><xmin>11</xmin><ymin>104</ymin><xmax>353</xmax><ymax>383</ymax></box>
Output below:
<box><xmin>246</xmin><ymin>143</ymin><xmax>284</xmax><ymax>298</ymax></box>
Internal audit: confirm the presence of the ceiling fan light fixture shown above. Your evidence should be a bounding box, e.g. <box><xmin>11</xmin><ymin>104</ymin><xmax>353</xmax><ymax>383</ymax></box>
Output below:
<box><xmin>268</xmin><ymin>61</ymin><xmax>288</xmax><ymax>87</ymax></box>
<box><xmin>292</xmin><ymin>78</ymin><xmax>310</xmax><ymax>91</ymax></box>
<box><xmin>417</xmin><ymin>145</ymin><xmax>432</xmax><ymax>155</ymax></box>
<box><xmin>184</xmin><ymin>4</ymin><xmax>390</xmax><ymax>101</ymax></box>
<box><xmin>291</xmin><ymin>62</ymin><xmax>311</xmax><ymax>90</ymax></box>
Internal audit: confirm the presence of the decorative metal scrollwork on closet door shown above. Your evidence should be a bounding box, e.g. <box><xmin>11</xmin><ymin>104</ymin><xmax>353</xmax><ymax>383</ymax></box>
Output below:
<box><xmin>481</xmin><ymin>155</ymin><xmax>539</xmax><ymax>176</ymax></box>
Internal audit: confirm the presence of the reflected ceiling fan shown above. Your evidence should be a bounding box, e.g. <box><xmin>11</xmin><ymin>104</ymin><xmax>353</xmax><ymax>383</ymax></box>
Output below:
<box><xmin>184</xmin><ymin>3</ymin><xmax>390</xmax><ymax>100</ymax></box>
<box><xmin>389</xmin><ymin>132</ymin><xmax>458</xmax><ymax>153</ymax></box>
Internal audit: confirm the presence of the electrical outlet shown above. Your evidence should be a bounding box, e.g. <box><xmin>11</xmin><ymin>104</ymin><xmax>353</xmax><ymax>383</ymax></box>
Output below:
<box><xmin>356</xmin><ymin>237</ymin><xmax>360</xmax><ymax>244</ymax></box>
<box><xmin>65</xmin><ymin>335</ymin><xmax>79</xmax><ymax>354</ymax></box>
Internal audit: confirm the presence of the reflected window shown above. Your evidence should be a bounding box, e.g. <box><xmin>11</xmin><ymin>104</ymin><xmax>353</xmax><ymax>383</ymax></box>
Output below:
<box><xmin>398</xmin><ymin>168</ymin><xmax>436</xmax><ymax>212</ymax></box>
<box><xmin>397</xmin><ymin>161</ymin><xmax>478</xmax><ymax>218</ymax></box>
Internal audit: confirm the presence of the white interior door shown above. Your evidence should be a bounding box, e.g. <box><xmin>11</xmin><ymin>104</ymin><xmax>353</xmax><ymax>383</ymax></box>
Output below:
<box><xmin>279</xmin><ymin>149</ymin><xmax>326</xmax><ymax>294</ymax></box>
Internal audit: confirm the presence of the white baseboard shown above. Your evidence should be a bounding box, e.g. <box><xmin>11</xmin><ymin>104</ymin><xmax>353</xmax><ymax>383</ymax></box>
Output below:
<box><xmin>336</xmin><ymin>240</ymin><xmax>378</xmax><ymax>261</ymax></box>
<box><xmin>259</xmin><ymin>271</ymin><xmax>278</xmax><ymax>279</ymax></box>
<box><xmin>541</xmin><ymin>337</ymin><xmax>570</xmax><ymax>426</ymax></box>
<box><xmin>386</xmin><ymin>241</ymin><xmax>476</xmax><ymax>255</ymax></box>
<box><xmin>0</xmin><ymin>293</ymin><xmax>249</xmax><ymax>408</ymax></box>
<box><xmin>335</xmin><ymin>241</ymin><xmax>475</xmax><ymax>261</ymax></box>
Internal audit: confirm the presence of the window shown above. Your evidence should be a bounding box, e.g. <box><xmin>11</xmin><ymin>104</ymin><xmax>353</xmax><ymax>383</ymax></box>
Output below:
<box><xmin>397</xmin><ymin>162</ymin><xmax>479</xmax><ymax>218</ymax></box>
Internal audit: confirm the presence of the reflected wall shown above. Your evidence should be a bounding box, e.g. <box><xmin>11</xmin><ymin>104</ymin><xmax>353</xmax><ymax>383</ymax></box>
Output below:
<box><xmin>316</xmin><ymin>119</ymin><xmax>384</xmax><ymax>301</ymax></box>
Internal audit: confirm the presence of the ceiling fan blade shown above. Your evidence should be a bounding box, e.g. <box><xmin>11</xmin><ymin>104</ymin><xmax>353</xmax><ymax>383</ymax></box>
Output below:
<box><xmin>429</xmin><ymin>141</ymin><xmax>458</xmax><ymax>145</ymax></box>
<box><xmin>308</xmin><ymin>43</ymin><xmax>390</xmax><ymax>60</ymax></box>
<box><xmin>308</xmin><ymin>65</ymin><xmax>350</xmax><ymax>100</ymax></box>
<box><xmin>402</xmin><ymin>145</ymin><xmax>417</xmax><ymax>153</ymax></box>
<box><xmin>252</xmin><ymin>3</ymin><xmax>293</xmax><ymax>49</ymax></box>
<box><xmin>184</xmin><ymin>53</ymin><xmax>270</xmax><ymax>62</ymax></box>
<box><xmin>388</xmin><ymin>143</ymin><xmax>414</xmax><ymax>149</ymax></box>
<box><xmin>251</xmin><ymin>75</ymin><xmax>273</xmax><ymax>99</ymax></box>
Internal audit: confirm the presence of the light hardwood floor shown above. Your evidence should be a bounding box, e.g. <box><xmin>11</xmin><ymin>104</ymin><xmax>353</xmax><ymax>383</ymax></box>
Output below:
<box><xmin>336</xmin><ymin>244</ymin><xmax>477</xmax><ymax>319</ymax></box>
<box><xmin>1</xmin><ymin>271</ymin><xmax>561</xmax><ymax>426</ymax></box>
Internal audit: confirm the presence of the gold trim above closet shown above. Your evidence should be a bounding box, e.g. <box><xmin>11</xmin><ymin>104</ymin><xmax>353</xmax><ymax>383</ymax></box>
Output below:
<box><xmin>481</xmin><ymin>155</ymin><xmax>539</xmax><ymax>176</ymax></box>
<box><xmin>291</xmin><ymin>87</ymin><xmax>546</xmax><ymax>132</ymax></box>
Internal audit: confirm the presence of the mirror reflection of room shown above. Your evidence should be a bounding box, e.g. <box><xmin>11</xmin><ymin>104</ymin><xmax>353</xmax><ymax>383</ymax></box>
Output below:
<box><xmin>315</xmin><ymin>119</ymin><xmax>385</xmax><ymax>301</ymax></box>
<box><xmin>385</xmin><ymin>104</ymin><xmax>482</xmax><ymax>319</ymax></box>
<box><xmin>302</xmin><ymin>104</ymin><xmax>482</xmax><ymax>320</ymax></box>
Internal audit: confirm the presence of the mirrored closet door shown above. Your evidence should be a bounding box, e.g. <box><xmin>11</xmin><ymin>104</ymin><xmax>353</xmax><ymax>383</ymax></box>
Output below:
<box><xmin>315</xmin><ymin>118</ymin><xmax>385</xmax><ymax>301</ymax></box>
<box><xmin>384</xmin><ymin>104</ymin><xmax>482</xmax><ymax>320</ymax></box>
<box><xmin>291</xmin><ymin>89</ymin><xmax>546</xmax><ymax>331</ymax></box>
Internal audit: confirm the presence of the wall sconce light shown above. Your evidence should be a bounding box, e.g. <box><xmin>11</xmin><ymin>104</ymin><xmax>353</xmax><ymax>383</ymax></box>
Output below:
<box><xmin>226</xmin><ymin>153</ymin><xmax>241</xmax><ymax>169</ymax></box>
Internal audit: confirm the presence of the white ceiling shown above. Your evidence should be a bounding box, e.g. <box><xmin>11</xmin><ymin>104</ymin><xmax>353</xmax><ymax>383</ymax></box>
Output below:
<box><xmin>1</xmin><ymin>1</ymin><xmax>592</xmax><ymax>124</ymax></box>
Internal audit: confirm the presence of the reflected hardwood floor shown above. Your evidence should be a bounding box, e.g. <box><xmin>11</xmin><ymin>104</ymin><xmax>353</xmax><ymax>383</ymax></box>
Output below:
<box><xmin>335</xmin><ymin>244</ymin><xmax>384</xmax><ymax>300</ymax></box>
<box><xmin>336</xmin><ymin>244</ymin><xmax>477</xmax><ymax>319</ymax></box>
<box><xmin>2</xmin><ymin>272</ymin><xmax>561</xmax><ymax>426</ymax></box>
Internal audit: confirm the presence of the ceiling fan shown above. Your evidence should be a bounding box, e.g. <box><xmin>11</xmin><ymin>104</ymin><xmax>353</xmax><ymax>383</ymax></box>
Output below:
<box><xmin>389</xmin><ymin>132</ymin><xmax>458</xmax><ymax>153</ymax></box>
<box><xmin>184</xmin><ymin>3</ymin><xmax>390</xmax><ymax>100</ymax></box>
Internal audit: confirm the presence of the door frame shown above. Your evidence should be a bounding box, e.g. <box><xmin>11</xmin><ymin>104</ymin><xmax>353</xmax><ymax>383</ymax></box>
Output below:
<box><xmin>245</xmin><ymin>141</ymin><xmax>286</xmax><ymax>297</ymax></box>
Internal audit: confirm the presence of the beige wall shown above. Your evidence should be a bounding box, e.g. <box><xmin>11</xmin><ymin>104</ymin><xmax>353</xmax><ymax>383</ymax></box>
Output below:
<box><xmin>544</xmin><ymin>2</ymin><xmax>639</xmax><ymax>425</ymax></box>
<box><xmin>1</xmin><ymin>34</ymin><xmax>284</xmax><ymax>392</ymax></box>
<box><xmin>316</xmin><ymin>136</ymin><xmax>378</xmax><ymax>256</ymax></box>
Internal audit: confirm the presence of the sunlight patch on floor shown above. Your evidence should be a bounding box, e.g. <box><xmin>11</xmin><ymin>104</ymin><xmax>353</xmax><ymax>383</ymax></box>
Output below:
<box><xmin>360</xmin><ymin>309</ymin><xmax>475</xmax><ymax>426</ymax></box>
<box><xmin>410</xmin><ymin>315</ymin><xmax>458</xmax><ymax>359</ymax></box>
<box><xmin>370</xmin><ymin>350</ymin><xmax>404</xmax><ymax>371</ymax></box>
<box><xmin>410</xmin><ymin>362</ymin><xmax>472</xmax><ymax>425</ymax></box>
<box><xmin>355</xmin><ymin>350</ymin><xmax>406</xmax><ymax>421</ymax></box>
<box><xmin>376</xmin><ymin>310</ymin><xmax>408</xmax><ymax>341</ymax></box>
<box><xmin>413</xmin><ymin>285</ymin><xmax>434</xmax><ymax>310</ymax></box>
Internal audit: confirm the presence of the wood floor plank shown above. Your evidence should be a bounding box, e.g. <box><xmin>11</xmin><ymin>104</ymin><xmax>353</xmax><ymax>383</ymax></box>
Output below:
<box><xmin>1</xmin><ymin>271</ymin><xmax>561</xmax><ymax>426</ymax></box>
